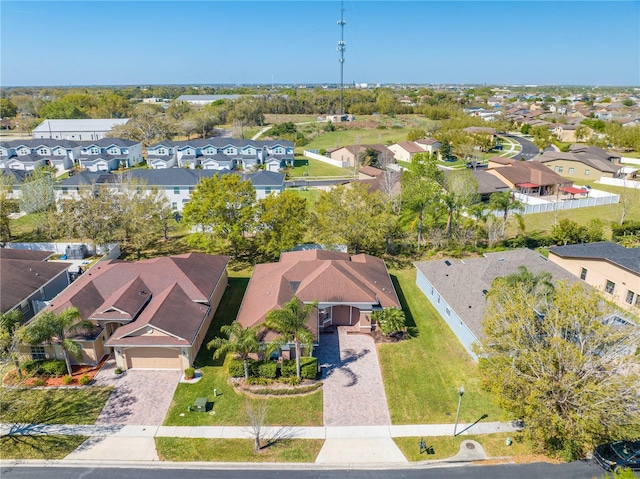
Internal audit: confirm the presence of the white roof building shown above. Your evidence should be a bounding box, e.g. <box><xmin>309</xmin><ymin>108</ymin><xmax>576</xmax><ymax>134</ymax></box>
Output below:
<box><xmin>33</xmin><ymin>119</ymin><xmax>130</xmax><ymax>141</ymax></box>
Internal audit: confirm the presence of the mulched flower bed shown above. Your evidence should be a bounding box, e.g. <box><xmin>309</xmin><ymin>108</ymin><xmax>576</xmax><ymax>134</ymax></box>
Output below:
<box><xmin>229</xmin><ymin>377</ymin><xmax>323</xmax><ymax>397</ymax></box>
<box><xmin>2</xmin><ymin>356</ymin><xmax>109</xmax><ymax>388</ymax></box>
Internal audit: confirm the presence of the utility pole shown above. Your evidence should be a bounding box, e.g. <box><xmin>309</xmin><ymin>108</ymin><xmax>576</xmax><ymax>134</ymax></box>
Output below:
<box><xmin>337</xmin><ymin>0</ymin><xmax>346</xmax><ymax>115</ymax></box>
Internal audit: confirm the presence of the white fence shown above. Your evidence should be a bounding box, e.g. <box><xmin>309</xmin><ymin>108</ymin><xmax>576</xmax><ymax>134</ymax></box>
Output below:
<box><xmin>495</xmin><ymin>190</ymin><xmax>620</xmax><ymax>216</ymax></box>
<box><xmin>4</xmin><ymin>242</ymin><xmax>120</xmax><ymax>259</ymax></box>
<box><xmin>598</xmin><ymin>177</ymin><xmax>640</xmax><ymax>189</ymax></box>
<box><xmin>303</xmin><ymin>150</ymin><xmax>349</xmax><ymax>168</ymax></box>
<box><xmin>621</xmin><ymin>157</ymin><xmax>640</xmax><ymax>166</ymax></box>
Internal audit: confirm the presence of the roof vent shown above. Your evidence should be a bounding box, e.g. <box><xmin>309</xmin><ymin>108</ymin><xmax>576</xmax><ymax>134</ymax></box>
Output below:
<box><xmin>498</xmin><ymin>258</ymin><xmax>504</xmax><ymax>262</ymax></box>
<box><xmin>482</xmin><ymin>289</ymin><xmax>488</xmax><ymax>295</ymax></box>
<box><xmin>444</xmin><ymin>260</ymin><xmax>452</xmax><ymax>266</ymax></box>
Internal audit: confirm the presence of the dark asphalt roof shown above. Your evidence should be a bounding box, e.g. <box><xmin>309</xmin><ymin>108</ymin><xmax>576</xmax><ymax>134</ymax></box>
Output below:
<box><xmin>548</xmin><ymin>242</ymin><xmax>640</xmax><ymax>275</ymax></box>
<box><xmin>414</xmin><ymin>249</ymin><xmax>577</xmax><ymax>339</ymax></box>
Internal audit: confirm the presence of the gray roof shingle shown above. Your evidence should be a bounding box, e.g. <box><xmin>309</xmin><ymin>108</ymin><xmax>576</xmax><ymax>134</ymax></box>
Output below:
<box><xmin>548</xmin><ymin>242</ymin><xmax>640</xmax><ymax>275</ymax></box>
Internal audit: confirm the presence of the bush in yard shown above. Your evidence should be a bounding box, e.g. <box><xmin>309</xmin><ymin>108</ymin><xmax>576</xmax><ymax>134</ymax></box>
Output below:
<box><xmin>114</xmin><ymin>367</ymin><xmax>123</xmax><ymax>375</ymax></box>
<box><xmin>228</xmin><ymin>358</ymin><xmax>253</xmax><ymax>378</ymax></box>
<box><xmin>78</xmin><ymin>374</ymin><xmax>91</xmax><ymax>385</ymax></box>
<box><xmin>184</xmin><ymin>367</ymin><xmax>196</xmax><ymax>379</ymax></box>
<box><xmin>22</xmin><ymin>359</ymin><xmax>67</xmax><ymax>377</ymax></box>
<box><xmin>372</xmin><ymin>308</ymin><xmax>406</xmax><ymax>336</ymax></box>
<box><xmin>281</xmin><ymin>357</ymin><xmax>317</xmax><ymax>380</ymax></box>
<box><xmin>252</xmin><ymin>360</ymin><xmax>278</xmax><ymax>379</ymax></box>
<box><xmin>62</xmin><ymin>375</ymin><xmax>74</xmax><ymax>385</ymax></box>
<box><xmin>32</xmin><ymin>378</ymin><xmax>45</xmax><ymax>387</ymax></box>
<box><xmin>280</xmin><ymin>376</ymin><xmax>301</xmax><ymax>386</ymax></box>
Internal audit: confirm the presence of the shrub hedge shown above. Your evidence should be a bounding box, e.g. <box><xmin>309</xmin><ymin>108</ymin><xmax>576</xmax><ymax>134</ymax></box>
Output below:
<box><xmin>22</xmin><ymin>359</ymin><xmax>67</xmax><ymax>377</ymax></box>
<box><xmin>281</xmin><ymin>357</ymin><xmax>318</xmax><ymax>380</ymax></box>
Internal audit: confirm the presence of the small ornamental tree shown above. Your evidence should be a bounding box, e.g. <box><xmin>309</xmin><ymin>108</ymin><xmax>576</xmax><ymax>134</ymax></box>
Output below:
<box><xmin>372</xmin><ymin>308</ymin><xmax>406</xmax><ymax>336</ymax></box>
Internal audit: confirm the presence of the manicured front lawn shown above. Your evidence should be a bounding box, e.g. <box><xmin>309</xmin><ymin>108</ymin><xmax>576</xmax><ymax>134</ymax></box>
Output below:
<box><xmin>0</xmin><ymin>387</ymin><xmax>113</xmax><ymax>424</ymax></box>
<box><xmin>379</xmin><ymin>269</ymin><xmax>503</xmax><ymax>424</ymax></box>
<box><xmin>163</xmin><ymin>274</ymin><xmax>323</xmax><ymax>427</ymax></box>
<box><xmin>0</xmin><ymin>435</ymin><xmax>87</xmax><ymax>459</ymax></box>
<box><xmin>394</xmin><ymin>432</ymin><xmax>535</xmax><ymax>462</ymax></box>
<box><xmin>156</xmin><ymin>437</ymin><xmax>324</xmax><ymax>462</ymax></box>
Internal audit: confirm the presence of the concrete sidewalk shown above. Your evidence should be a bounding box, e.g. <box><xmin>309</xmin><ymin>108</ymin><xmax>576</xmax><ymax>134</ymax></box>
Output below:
<box><xmin>1</xmin><ymin>421</ymin><xmax>519</xmax><ymax>439</ymax></box>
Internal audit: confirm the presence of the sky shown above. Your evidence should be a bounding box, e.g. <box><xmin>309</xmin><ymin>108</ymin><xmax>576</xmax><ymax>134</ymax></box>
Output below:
<box><xmin>1</xmin><ymin>1</ymin><xmax>639</xmax><ymax>87</ymax></box>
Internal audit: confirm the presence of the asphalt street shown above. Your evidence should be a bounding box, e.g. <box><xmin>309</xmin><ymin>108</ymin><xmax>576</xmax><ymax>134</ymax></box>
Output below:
<box><xmin>505</xmin><ymin>134</ymin><xmax>543</xmax><ymax>160</ymax></box>
<box><xmin>0</xmin><ymin>461</ymin><xmax>606</xmax><ymax>479</ymax></box>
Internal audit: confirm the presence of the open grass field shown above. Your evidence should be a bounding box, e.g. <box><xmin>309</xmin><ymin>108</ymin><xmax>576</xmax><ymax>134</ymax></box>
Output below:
<box><xmin>0</xmin><ymin>387</ymin><xmax>113</xmax><ymax>425</ymax></box>
<box><xmin>0</xmin><ymin>435</ymin><xmax>87</xmax><ymax>460</ymax></box>
<box><xmin>379</xmin><ymin>268</ymin><xmax>503</xmax><ymax>425</ymax></box>
<box><xmin>163</xmin><ymin>271</ymin><xmax>323</xmax><ymax>427</ymax></box>
<box><xmin>394</xmin><ymin>432</ymin><xmax>537</xmax><ymax>462</ymax></box>
<box><xmin>298</xmin><ymin>128</ymin><xmax>413</xmax><ymax>154</ymax></box>
<box><xmin>156</xmin><ymin>437</ymin><xmax>324</xmax><ymax>462</ymax></box>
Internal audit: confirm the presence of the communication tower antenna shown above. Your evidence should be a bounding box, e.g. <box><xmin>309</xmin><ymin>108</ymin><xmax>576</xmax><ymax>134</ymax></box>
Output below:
<box><xmin>337</xmin><ymin>1</ymin><xmax>346</xmax><ymax>115</ymax></box>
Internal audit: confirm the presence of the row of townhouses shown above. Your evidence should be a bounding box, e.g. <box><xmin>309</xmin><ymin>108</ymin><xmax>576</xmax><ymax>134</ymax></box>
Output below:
<box><xmin>0</xmin><ymin>137</ymin><xmax>294</xmax><ymax>174</ymax></box>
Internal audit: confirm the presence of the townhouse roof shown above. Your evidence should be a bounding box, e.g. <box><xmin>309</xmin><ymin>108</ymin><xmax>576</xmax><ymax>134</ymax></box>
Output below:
<box><xmin>0</xmin><ymin>168</ymin><xmax>28</xmax><ymax>184</ymax></box>
<box><xmin>548</xmin><ymin>242</ymin><xmax>640</xmax><ymax>275</ymax></box>
<box><xmin>45</xmin><ymin>253</ymin><xmax>229</xmax><ymax>347</ymax></box>
<box><xmin>0</xmin><ymin>248</ymin><xmax>70</xmax><ymax>313</ymax></box>
<box><xmin>236</xmin><ymin>251</ymin><xmax>400</xmax><ymax>339</ymax></box>
<box><xmin>79</xmin><ymin>138</ymin><xmax>139</xmax><ymax>148</ymax></box>
<box><xmin>0</xmin><ymin>138</ymin><xmax>80</xmax><ymax>149</ymax></box>
<box><xmin>33</xmin><ymin>119</ymin><xmax>129</xmax><ymax>133</ymax></box>
<box><xmin>414</xmin><ymin>249</ymin><xmax>577</xmax><ymax>339</ymax></box>
<box><xmin>147</xmin><ymin>138</ymin><xmax>294</xmax><ymax>150</ymax></box>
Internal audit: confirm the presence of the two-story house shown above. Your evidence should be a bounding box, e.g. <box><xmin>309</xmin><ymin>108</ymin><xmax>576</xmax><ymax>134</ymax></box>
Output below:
<box><xmin>0</xmin><ymin>139</ymin><xmax>81</xmax><ymax>172</ymax></box>
<box><xmin>77</xmin><ymin>138</ymin><xmax>143</xmax><ymax>172</ymax></box>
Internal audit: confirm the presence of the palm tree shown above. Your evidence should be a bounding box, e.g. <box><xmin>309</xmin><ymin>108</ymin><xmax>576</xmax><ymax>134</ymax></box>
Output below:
<box><xmin>207</xmin><ymin>321</ymin><xmax>262</xmax><ymax>380</ymax></box>
<box><xmin>23</xmin><ymin>307</ymin><xmax>94</xmax><ymax>377</ymax></box>
<box><xmin>265</xmin><ymin>296</ymin><xmax>316</xmax><ymax>380</ymax></box>
<box><xmin>0</xmin><ymin>310</ymin><xmax>26</xmax><ymax>378</ymax></box>
<box><xmin>489</xmin><ymin>191</ymin><xmax>523</xmax><ymax>239</ymax></box>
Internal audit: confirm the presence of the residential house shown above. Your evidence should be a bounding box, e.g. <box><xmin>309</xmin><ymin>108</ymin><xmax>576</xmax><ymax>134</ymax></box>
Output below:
<box><xmin>358</xmin><ymin>166</ymin><xmax>401</xmax><ymax>196</ymax></box>
<box><xmin>548</xmin><ymin>242</ymin><xmax>640</xmax><ymax>312</ymax></box>
<box><xmin>486</xmin><ymin>157</ymin><xmax>572</xmax><ymax>196</ymax></box>
<box><xmin>414</xmin><ymin>249</ymin><xmax>578</xmax><ymax>358</ymax></box>
<box><xmin>0</xmin><ymin>248</ymin><xmax>72</xmax><ymax>321</ymax></box>
<box><xmin>0</xmin><ymin>139</ymin><xmax>77</xmax><ymax>172</ymax></box>
<box><xmin>33</xmin><ymin>119</ymin><xmax>129</xmax><ymax>141</ymax></box>
<box><xmin>56</xmin><ymin>168</ymin><xmax>285</xmax><ymax>212</ymax></box>
<box><xmin>553</xmin><ymin>123</ymin><xmax>592</xmax><ymax>142</ymax></box>
<box><xmin>236</xmin><ymin>250</ymin><xmax>401</xmax><ymax>356</ymax></box>
<box><xmin>414</xmin><ymin>138</ymin><xmax>442</xmax><ymax>155</ymax></box>
<box><xmin>77</xmin><ymin>138</ymin><xmax>143</xmax><ymax>172</ymax></box>
<box><xmin>328</xmin><ymin>144</ymin><xmax>395</xmax><ymax>168</ymax></box>
<box><xmin>387</xmin><ymin>141</ymin><xmax>427</xmax><ymax>162</ymax></box>
<box><xmin>471</xmin><ymin>169</ymin><xmax>511</xmax><ymax>201</ymax></box>
<box><xmin>533</xmin><ymin>148</ymin><xmax>624</xmax><ymax>181</ymax></box>
<box><xmin>26</xmin><ymin>253</ymin><xmax>230</xmax><ymax>370</ymax></box>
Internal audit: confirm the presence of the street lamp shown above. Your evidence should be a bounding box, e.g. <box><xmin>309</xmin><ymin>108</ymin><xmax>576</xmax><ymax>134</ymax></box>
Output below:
<box><xmin>453</xmin><ymin>385</ymin><xmax>465</xmax><ymax>436</ymax></box>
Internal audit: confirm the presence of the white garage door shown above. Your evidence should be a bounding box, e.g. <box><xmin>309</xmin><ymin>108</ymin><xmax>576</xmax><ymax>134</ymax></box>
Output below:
<box><xmin>125</xmin><ymin>348</ymin><xmax>181</xmax><ymax>369</ymax></box>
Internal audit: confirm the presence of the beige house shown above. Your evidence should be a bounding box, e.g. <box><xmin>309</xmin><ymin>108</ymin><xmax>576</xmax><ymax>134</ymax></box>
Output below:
<box><xmin>387</xmin><ymin>141</ymin><xmax>428</xmax><ymax>162</ymax></box>
<box><xmin>24</xmin><ymin>253</ymin><xmax>229</xmax><ymax>370</ymax></box>
<box><xmin>548</xmin><ymin>242</ymin><xmax>640</xmax><ymax>313</ymax></box>
<box><xmin>534</xmin><ymin>150</ymin><xmax>623</xmax><ymax>181</ymax></box>
<box><xmin>328</xmin><ymin>144</ymin><xmax>394</xmax><ymax>167</ymax></box>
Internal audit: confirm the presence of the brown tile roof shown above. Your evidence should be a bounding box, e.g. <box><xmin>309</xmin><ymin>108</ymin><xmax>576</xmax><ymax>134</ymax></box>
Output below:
<box><xmin>414</xmin><ymin>138</ymin><xmax>439</xmax><ymax>146</ymax></box>
<box><xmin>0</xmin><ymin>249</ymin><xmax>54</xmax><ymax>261</ymax></box>
<box><xmin>489</xmin><ymin>158</ymin><xmax>569</xmax><ymax>187</ymax></box>
<box><xmin>237</xmin><ymin>251</ymin><xmax>400</xmax><ymax>336</ymax></box>
<box><xmin>395</xmin><ymin>142</ymin><xmax>425</xmax><ymax>154</ymax></box>
<box><xmin>46</xmin><ymin>253</ymin><xmax>229</xmax><ymax>347</ymax></box>
<box><xmin>534</xmin><ymin>151</ymin><xmax>622</xmax><ymax>175</ymax></box>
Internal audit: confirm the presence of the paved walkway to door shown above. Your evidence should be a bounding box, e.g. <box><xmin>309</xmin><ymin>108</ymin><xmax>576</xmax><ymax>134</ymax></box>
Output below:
<box><xmin>93</xmin><ymin>358</ymin><xmax>181</xmax><ymax>426</ymax></box>
<box><xmin>317</xmin><ymin>328</ymin><xmax>391</xmax><ymax>427</ymax></box>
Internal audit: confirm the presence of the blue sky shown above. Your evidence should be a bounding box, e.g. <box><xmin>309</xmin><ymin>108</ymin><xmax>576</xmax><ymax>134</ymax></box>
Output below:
<box><xmin>1</xmin><ymin>1</ymin><xmax>638</xmax><ymax>87</ymax></box>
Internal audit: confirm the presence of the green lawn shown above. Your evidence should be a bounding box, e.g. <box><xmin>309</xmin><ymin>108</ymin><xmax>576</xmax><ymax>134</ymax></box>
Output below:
<box><xmin>510</xmin><ymin>179</ymin><xmax>640</xmax><ymax>238</ymax></box>
<box><xmin>379</xmin><ymin>269</ymin><xmax>503</xmax><ymax>424</ymax></box>
<box><xmin>287</xmin><ymin>158</ymin><xmax>353</xmax><ymax>178</ymax></box>
<box><xmin>0</xmin><ymin>435</ymin><xmax>87</xmax><ymax>460</ymax></box>
<box><xmin>299</xmin><ymin>128</ymin><xmax>412</xmax><ymax>153</ymax></box>
<box><xmin>163</xmin><ymin>273</ymin><xmax>323</xmax><ymax>427</ymax></box>
<box><xmin>289</xmin><ymin>188</ymin><xmax>320</xmax><ymax>213</ymax></box>
<box><xmin>156</xmin><ymin>438</ymin><xmax>324</xmax><ymax>462</ymax></box>
<box><xmin>0</xmin><ymin>387</ymin><xmax>113</xmax><ymax>424</ymax></box>
<box><xmin>394</xmin><ymin>432</ymin><xmax>533</xmax><ymax>461</ymax></box>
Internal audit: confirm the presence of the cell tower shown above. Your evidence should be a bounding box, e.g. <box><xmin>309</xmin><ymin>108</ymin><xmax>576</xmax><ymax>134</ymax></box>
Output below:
<box><xmin>337</xmin><ymin>0</ymin><xmax>346</xmax><ymax>115</ymax></box>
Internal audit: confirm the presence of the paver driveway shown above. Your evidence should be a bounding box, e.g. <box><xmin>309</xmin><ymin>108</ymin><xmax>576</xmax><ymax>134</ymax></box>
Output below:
<box><xmin>93</xmin><ymin>358</ymin><xmax>181</xmax><ymax>426</ymax></box>
<box><xmin>318</xmin><ymin>327</ymin><xmax>391</xmax><ymax>427</ymax></box>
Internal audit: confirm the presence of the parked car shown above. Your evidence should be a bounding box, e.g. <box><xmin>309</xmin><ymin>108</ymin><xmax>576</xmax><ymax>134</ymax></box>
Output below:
<box><xmin>594</xmin><ymin>439</ymin><xmax>640</xmax><ymax>472</ymax></box>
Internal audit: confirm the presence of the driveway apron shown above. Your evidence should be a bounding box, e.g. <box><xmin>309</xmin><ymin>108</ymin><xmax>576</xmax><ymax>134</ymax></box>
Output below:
<box><xmin>318</xmin><ymin>328</ymin><xmax>391</xmax><ymax>427</ymax></box>
<box><xmin>93</xmin><ymin>358</ymin><xmax>181</xmax><ymax>426</ymax></box>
